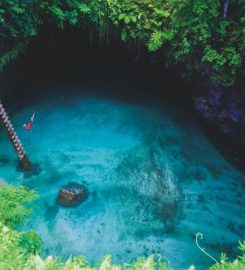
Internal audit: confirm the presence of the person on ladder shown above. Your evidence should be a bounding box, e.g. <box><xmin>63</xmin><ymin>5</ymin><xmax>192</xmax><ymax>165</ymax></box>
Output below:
<box><xmin>23</xmin><ymin>112</ymin><xmax>35</xmax><ymax>131</ymax></box>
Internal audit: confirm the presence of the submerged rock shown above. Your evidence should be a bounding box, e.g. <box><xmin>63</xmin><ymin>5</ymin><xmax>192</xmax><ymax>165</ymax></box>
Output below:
<box><xmin>116</xmin><ymin>145</ymin><xmax>181</xmax><ymax>233</ymax></box>
<box><xmin>56</xmin><ymin>182</ymin><xmax>88</xmax><ymax>207</ymax></box>
<box><xmin>193</xmin><ymin>80</ymin><xmax>245</xmax><ymax>143</ymax></box>
<box><xmin>192</xmin><ymin>79</ymin><xmax>245</xmax><ymax>171</ymax></box>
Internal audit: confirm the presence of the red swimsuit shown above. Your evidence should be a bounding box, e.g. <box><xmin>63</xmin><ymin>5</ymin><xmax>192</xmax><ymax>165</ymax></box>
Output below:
<box><xmin>25</xmin><ymin>122</ymin><xmax>33</xmax><ymax>131</ymax></box>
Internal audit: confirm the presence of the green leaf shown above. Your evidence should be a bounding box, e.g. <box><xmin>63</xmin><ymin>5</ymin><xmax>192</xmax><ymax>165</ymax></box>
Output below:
<box><xmin>153</xmin><ymin>8</ymin><xmax>170</xmax><ymax>18</ymax></box>
<box><xmin>124</xmin><ymin>16</ymin><xmax>130</xmax><ymax>24</ymax></box>
<box><xmin>130</xmin><ymin>15</ymin><xmax>137</xmax><ymax>23</ymax></box>
<box><xmin>121</xmin><ymin>29</ymin><xmax>127</xmax><ymax>41</ymax></box>
<box><xmin>118</xmin><ymin>13</ymin><xmax>126</xmax><ymax>20</ymax></box>
<box><xmin>148</xmin><ymin>31</ymin><xmax>164</xmax><ymax>52</ymax></box>
<box><xmin>11</xmin><ymin>6</ymin><xmax>24</xmax><ymax>14</ymax></box>
<box><xmin>77</xmin><ymin>3</ymin><xmax>90</xmax><ymax>13</ymax></box>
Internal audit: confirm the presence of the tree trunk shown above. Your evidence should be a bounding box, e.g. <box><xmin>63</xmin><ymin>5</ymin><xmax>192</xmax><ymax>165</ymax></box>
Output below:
<box><xmin>0</xmin><ymin>101</ymin><xmax>32</xmax><ymax>170</ymax></box>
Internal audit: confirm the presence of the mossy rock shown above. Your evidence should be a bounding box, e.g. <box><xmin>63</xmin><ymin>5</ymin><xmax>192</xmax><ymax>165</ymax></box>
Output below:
<box><xmin>56</xmin><ymin>182</ymin><xmax>88</xmax><ymax>207</ymax></box>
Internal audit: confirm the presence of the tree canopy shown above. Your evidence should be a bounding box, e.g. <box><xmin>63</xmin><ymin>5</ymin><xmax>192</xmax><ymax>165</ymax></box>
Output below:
<box><xmin>0</xmin><ymin>0</ymin><xmax>244</xmax><ymax>87</ymax></box>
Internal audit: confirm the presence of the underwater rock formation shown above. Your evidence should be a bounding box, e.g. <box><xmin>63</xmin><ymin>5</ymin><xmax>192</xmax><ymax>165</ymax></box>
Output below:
<box><xmin>192</xmin><ymin>79</ymin><xmax>245</xmax><ymax>170</ymax></box>
<box><xmin>56</xmin><ymin>182</ymin><xmax>87</xmax><ymax>207</ymax></box>
<box><xmin>116</xmin><ymin>145</ymin><xmax>181</xmax><ymax>233</ymax></box>
<box><xmin>193</xmin><ymin>80</ymin><xmax>245</xmax><ymax>144</ymax></box>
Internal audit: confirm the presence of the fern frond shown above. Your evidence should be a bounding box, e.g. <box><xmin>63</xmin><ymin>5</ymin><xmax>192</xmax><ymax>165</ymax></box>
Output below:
<box><xmin>0</xmin><ymin>42</ymin><xmax>27</xmax><ymax>72</ymax></box>
<box><xmin>148</xmin><ymin>31</ymin><xmax>164</xmax><ymax>52</ymax></box>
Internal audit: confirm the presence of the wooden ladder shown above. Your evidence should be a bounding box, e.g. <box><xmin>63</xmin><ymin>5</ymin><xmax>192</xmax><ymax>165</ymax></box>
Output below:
<box><xmin>0</xmin><ymin>101</ymin><xmax>31</xmax><ymax>170</ymax></box>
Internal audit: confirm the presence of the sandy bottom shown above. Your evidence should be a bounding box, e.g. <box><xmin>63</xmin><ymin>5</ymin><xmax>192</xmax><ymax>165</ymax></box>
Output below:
<box><xmin>0</xmin><ymin>87</ymin><xmax>244</xmax><ymax>270</ymax></box>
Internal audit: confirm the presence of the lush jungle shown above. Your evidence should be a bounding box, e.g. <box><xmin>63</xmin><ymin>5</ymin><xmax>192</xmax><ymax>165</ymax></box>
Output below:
<box><xmin>0</xmin><ymin>1</ymin><xmax>245</xmax><ymax>269</ymax></box>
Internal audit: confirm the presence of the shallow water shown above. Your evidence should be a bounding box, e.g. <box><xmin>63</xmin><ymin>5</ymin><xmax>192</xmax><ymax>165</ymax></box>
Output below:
<box><xmin>0</xmin><ymin>85</ymin><xmax>244</xmax><ymax>270</ymax></box>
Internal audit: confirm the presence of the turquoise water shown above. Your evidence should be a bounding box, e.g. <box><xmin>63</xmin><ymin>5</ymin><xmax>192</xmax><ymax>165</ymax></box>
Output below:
<box><xmin>0</xmin><ymin>86</ymin><xmax>244</xmax><ymax>270</ymax></box>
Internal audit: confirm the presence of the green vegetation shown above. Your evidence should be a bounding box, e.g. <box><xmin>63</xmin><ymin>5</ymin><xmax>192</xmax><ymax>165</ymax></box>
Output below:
<box><xmin>0</xmin><ymin>1</ymin><xmax>244</xmax><ymax>269</ymax></box>
<box><xmin>0</xmin><ymin>0</ymin><xmax>244</xmax><ymax>86</ymax></box>
<box><xmin>0</xmin><ymin>184</ymin><xmax>38</xmax><ymax>227</ymax></box>
<box><xmin>208</xmin><ymin>242</ymin><xmax>245</xmax><ymax>270</ymax></box>
<box><xmin>0</xmin><ymin>42</ymin><xmax>27</xmax><ymax>71</ymax></box>
<box><xmin>0</xmin><ymin>184</ymin><xmax>244</xmax><ymax>269</ymax></box>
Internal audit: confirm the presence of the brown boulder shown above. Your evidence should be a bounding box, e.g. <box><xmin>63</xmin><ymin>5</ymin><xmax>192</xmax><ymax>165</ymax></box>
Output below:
<box><xmin>56</xmin><ymin>182</ymin><xmax>87</xmax><ymax>207</ymax></box>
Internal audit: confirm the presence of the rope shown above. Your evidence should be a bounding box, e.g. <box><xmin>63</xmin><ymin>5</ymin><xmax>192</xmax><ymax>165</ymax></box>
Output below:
<box><xmin>195</xmin><ymin>232</ymin><xmax>218</xmax><ymax>263</ymax></box>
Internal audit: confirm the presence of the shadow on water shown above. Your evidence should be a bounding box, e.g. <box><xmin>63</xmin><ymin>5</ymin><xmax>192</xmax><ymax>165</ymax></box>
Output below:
<box><xmin>201</xmin><ymin>120</ymin><xmax>245</xmax><ymax>175</ymax></box>
<box><xmin>1</xmin><ymin>25</ymin><xmax>192</xmax><ymax>114</ymax></box>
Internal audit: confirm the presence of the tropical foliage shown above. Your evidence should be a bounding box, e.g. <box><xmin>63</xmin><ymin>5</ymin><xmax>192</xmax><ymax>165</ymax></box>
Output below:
<box><xmin>0</xmin><ymin>0</ymin><xmax>245</xmax><ymax>86</ymax></box>
<box><xmin>0</xmin><ymin>184</ymin><xmax>244</xmax><ymax>269</ymax></box>
<box><xmin>1</xmin><ymin>2</ymin><xmax>244</xmax><ymax>268</ymax></box>
<box><xmin>0</xmin><ymin>184</ymin><xmax>38</xmax><ymax>227</ymax></box>
<box><xmin>208</xmin><ymin>242</ymin><xmax>245</xmax><ymax>270</ymax></box>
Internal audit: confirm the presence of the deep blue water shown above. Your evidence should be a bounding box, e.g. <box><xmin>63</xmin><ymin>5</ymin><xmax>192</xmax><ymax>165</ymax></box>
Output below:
<box><xmin>0</xmin><ymin>85</ymin><xmax>244</xmax><ymax>270</ymax></box>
